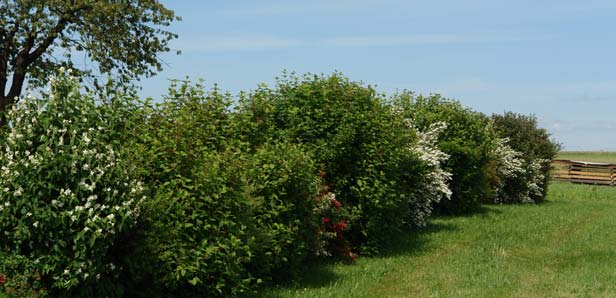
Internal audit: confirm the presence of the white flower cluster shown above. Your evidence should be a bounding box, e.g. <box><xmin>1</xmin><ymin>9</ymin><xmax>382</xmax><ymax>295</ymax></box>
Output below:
<box><xmin>408</xmin><ymin>121</ymin><xmax>452</xmax><ymax>226</ymax></box>
<box><xmin>493</xmin><ymin>138</ymin><xmax>525</xmax><ymax>180</ymax></box>
<box><xmin>0</xmin><ymin>69</ymin><xmax>145</xmax><ymax>289</ymax></box>
<box><xmin>526</xmin><ymin>158</ymin><xmax>549</xmax><ymax>198</ymax></box>
<box><xmin>492</xmin><ymin>138</ymin><xmax>548</xmax><ymax>203</ymax></box>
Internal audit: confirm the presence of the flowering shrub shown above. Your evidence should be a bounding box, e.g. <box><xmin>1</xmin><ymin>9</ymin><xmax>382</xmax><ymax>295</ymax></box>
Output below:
<box><xmin>492</xmin><ymin>138</ymin><xmax>552</xmax><ymax>204</ymax></box>
<box><xmin>491</xmin><ymin>112</ymin><xmax>561</xmax><ymax>202</ymax></box>
<box><xmin>393</xmin><ymin>92</ymin><xmax>498</xmax><ymax>213</ymax></box>
<box><xmin>236</xmin><ymin>73</ymin><xmax>430</xmax><ymax>254</ymax></box>
<box><xmin>407</xmin><ymin>121</ymin><xmax>452</xmax><ymax>226</ymax></box>
<box><xmin>313</xmin><ymin>190</ymin><xmax>357</xmax><ymax>261</ymax></box>
<box><xmin>0</xmin><ymin>70</ymin><xmax>144</xmax><ymax>296</ymax></box>
<box><xmin>492</xmin><ymin>138</ymin><xmax>529</xmax><ymax>203</ymax></box>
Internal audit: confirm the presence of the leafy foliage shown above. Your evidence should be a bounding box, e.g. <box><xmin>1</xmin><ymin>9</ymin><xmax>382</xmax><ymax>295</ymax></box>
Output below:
<box><xmin>393</xmin><ymin>92</ymin><xmax>498</xmax><ymax>213</ymax></box>
<box><xmin>237</xmin><ymin>73</ymin><xmax>430</xmax><ymax>254</ymax></box>
<box><xmin>0</xmin><ymin>70</ymin><xmax>144</xmax><ymax>296</ymax></box>
<box><xmin>245</xmin><ymin>142</ymin><xmax>321</xmax><ymax>280</ymax></box>
<box><xmin>0</xmin><ymin>0</ymin><xmax>179</xmax><ymax>122</ymax></box>
<box><xmin>121</xmin><ymin>81</ymin><xmax>329</xmax><ymax>297</ymax></box>
<box><xmin>491</xmin><ymin>112</ymin><xmax>561</xmax><ymax>202</ymax></box>
<box><xmin>0</xmin><ymin>71</ymin><xmax>561</xmax><ymax>297</ymax></box>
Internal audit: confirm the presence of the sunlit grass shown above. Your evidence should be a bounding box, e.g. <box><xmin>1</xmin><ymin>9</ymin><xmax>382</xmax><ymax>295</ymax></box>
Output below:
<box><xmin>253</xmin><ymin>182</ymin><xmax>616</xmax><ymax>298</ymax></box>
<box><xmin>557</xmin><ymin>151</ymin><xmax>616</xmax><ymax>163</ymax></box>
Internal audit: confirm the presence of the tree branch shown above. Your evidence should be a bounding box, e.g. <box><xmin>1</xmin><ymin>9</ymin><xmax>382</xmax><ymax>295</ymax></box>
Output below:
<box><xmin>25</xmin><ymin>17</ymin><xmax>68</xmax><ymax>65</ymax></box>
<box><xmin>0</xmin><ymin>20</ymin><xmax>19</xmax><ymax>97</ymax></box>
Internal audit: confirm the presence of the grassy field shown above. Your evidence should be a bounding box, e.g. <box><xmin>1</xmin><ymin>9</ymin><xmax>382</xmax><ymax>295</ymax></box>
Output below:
<box><xmin>557</xmin><ymin>151</ymin><xmax>616</xmax><ymax>163</ymax></box>
<box><xmin>254</xmin><ymin>182</ymin><xmax>616</xmax><ymax>298</ymax></box>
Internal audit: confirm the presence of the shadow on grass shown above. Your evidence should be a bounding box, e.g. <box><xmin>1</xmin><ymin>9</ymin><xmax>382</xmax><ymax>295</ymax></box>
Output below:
<box><xmin>248</xmin><ymin>206</ymin><xmax>516</xmax><ymax>297</ymax></box>
<box><xmin>435</xmin><ymin>204</ymin><xmax>503</xmax><ymax>220</ymax></box>
<box><xmin>244</xmin><ymin>259</ymin><xmax>343</xmax><ymax>298</ymax></box>
<box><xmin>248</xmin><ymin>219</ymin><xmax>464</xmax><ymax>297</ymax></box>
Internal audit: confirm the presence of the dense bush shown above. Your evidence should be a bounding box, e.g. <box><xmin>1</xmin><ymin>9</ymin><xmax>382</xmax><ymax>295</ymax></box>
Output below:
<box><xmin>236</xmin><ymin>73</ymin><xmax>432</xmax><ymax>254</ymax></box>
<box><xmin>392</xmin><ymin>92</ymin><xmax>498</xmax><ymax>213</ymax></box>
<box><xmin>122</xmin><ymin>81</ymin><xmax>328</xmax><ymax>297</ymax></box>
<box><xmin>491</xmin><ymin>112</ymin><xmax>561</xmax><ymax>203</ymax></box>
<box><xmin>244</xmin><ymin>142</ymin><xmax>321</xmax><ymax>280</ymax></box>
<box><xmin>128</xmin><ymin>149</ymin><xmax>256</xmax><ymax>297</ymax></box>
<box><xmin>0</xmin><ymin>70</ymin><xmax>144</xmax><ymax>297</ymax></box>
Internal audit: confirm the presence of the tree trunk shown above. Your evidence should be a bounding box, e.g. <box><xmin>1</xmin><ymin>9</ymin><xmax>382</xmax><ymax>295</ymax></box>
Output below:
<box><xmin>0</xmin><ymin>94</ymin><xmax>8</xmax><ymax>127</ymax></box>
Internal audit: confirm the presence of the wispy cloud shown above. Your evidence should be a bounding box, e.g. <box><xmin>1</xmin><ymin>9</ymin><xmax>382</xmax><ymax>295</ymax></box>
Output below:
<box><xmin>222</xmin><ymin>0</ymin><xmax>393</xmax><ymax>17</ymax></box>
<box><xmin>221</xmin><ymin>0</ymin><xmax>616</xmax><ymax>20</ymax></box>
<box><xmin>177</xmin><ymin>33</ymin><xmax>547</xmax><ymax>52</ymax></box>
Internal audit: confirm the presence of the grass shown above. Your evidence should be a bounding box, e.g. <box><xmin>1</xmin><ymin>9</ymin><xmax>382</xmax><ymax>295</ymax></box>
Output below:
<box><xmin>254</xmin><ymin>182</ymin><xmax>616</xmax><ymax>298</ymax></box>
<box><xmin>557</xmin><ymin>151</ymin><xmax>616</xmax><ymax>163</ymax></box>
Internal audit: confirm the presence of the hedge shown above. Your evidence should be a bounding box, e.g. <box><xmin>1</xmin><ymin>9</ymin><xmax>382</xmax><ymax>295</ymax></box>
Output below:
<box><xmin>0</xmin><ymin>71</ymin><xmax>559</xmax><ymax>297</ymax></box>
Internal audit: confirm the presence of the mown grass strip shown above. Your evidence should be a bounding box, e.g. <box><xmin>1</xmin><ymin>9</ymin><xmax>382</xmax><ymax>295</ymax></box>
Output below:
<box><xmin>254</xmin><ymin>182</ymin><xmax>616</xmax><ymax>298</ymax></box>
<box><xmin>558</xmin><ymin>151</ymin><xmax>616</xmax><ymax>163</ymax></box>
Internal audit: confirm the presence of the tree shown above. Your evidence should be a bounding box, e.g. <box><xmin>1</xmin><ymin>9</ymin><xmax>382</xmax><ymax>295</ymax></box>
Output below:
<box><xmin>0</xmin><ymin>0</ymin><xmax>180</xmax><ymax>124</ymax></box>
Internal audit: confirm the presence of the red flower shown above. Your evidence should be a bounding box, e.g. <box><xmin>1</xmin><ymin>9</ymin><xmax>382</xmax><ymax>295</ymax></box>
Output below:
<box><xmin>336</xmin><ymin>220</ymin><xmax>347</xmax><ymax>231</ymax></box>
<box><xmin>331</xmin><ymin>199</ymin><xmax>341</xmax><ymax>209</ymax></box>
<box><xmin>322</xmin><ymin>217</ymin><xmax>330</xmax><ymax>224</ymax></box>
<box><xmin>0</xmin><ymin>274</ymin><xmax>6</xmax><ymax>285</ymax></box>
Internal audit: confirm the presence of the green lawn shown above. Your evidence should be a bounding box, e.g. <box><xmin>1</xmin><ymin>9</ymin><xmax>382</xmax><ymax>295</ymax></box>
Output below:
<box><xmin>254</xmin><ymin>182</ymin><xmax>616</xmax><ymax>298</ymax></box>
<box><xmin>557</xmin><ymin>151</ymin><xmax>616</xmax><ymax>163</ymax></box>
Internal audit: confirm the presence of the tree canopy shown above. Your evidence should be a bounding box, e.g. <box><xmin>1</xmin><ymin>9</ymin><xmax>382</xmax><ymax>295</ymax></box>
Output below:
<box><xmin>0</xmin><ymin>0</ymin><xmax>179</xmax><ymax>121</ymax></box>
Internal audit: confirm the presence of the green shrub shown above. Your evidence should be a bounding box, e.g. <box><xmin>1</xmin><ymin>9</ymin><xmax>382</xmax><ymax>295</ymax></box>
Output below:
<box><xmin>0</xmin><ymin>252</ymin><xmax>47</xmax><ymax>297</ymax></box>
<box><xmin>131</xmin><ymin>150</ymin><xmax>256</xmax><ymax>297</ymax></box>
<box><xmin>244</xmin><ymin>141</ymin><xmax>321</xmax><ymax>280</ymax></box>
<box><xmin>237</xmin><ymin>73</ymin><xmax>430</xmax><ymax>254</ymax></box>
<box><xmin>119</xmin><ymin>81</ymin><xmax>253</xmax><ymax>297</ymax></box>
<box><xmin>393</xmin><ymin>92</ymin><xmax>498</xmax><ymax>213</ymax></box>
<box><xmin>0</xmin><ymin>70</ymin><xmax>144</xmax><ymax>297</ymax></box>
<box><xmin>491</xmin><ymin>112</ymin><xmax>561</xmax><ymax>202</ymax></box>
<box><xmin>133</xmin><ymin>79</ymin><xmax>236</xmax><ymax>185</ymax></box>
<box><xmin>124</xmin><ymin>81</ymin><xmax>326</xmax><ymax>296</ymax></box>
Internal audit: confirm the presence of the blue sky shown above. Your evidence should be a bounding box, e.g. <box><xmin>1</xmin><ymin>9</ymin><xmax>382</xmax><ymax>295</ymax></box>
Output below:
<box><xmin>140</xmin><ymin>0</ymin><xmax>616</xmax><ymax>151</ymax></box>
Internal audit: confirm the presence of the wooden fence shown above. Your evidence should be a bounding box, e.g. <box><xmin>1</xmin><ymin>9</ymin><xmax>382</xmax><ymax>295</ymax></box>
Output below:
<box><xmin>552</xmin><ymin>159</ymin><xmax>616</xmax><ymax>186</ymax></box>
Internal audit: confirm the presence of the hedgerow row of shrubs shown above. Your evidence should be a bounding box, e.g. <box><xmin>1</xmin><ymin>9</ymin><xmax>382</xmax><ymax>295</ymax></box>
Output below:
<box><xmin>0</xmin><ymin>70</ymin><xmax>560</xmax><ymax>297</ymax></box>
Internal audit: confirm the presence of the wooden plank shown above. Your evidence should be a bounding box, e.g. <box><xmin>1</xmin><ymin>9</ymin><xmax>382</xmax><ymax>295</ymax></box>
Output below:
<box><xmin>570</xmin><ymin>167</ymin><xmax>612</xmax><ymax>172</ymax></box>
<box><xmin>551</xmin><ymin>159</ymin><xmax>616</xmax><ymax>186</ymax></box>
<box><xmin>560</xmin><ymin>171</ymin><xmax>613</xmax><ymax>178</ymax></box>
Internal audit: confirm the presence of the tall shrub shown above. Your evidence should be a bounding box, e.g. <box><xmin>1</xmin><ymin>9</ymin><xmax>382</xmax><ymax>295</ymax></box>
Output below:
<box><xmin>405</xmin><ymin>121</ymin><xmax>453</xmax><ymax>223</ymax></box>
<box><xmin>237</xmin><ymin>73</ymin><xmax>430</xmax><ymax>254</ymax></box>
<box><xmin>244</xmin><ymin>142</ymin><xmax>321</xmax><ymax>281</ymax></box>
<box><xmin>491</xmin><ymin>112</ymin><xmax>561</xmax><ymax>202</ymax></box>
<box><xmin>0</xmin><ymin>70</ymin><xmax>144</xmax><ymax>297</ymax></box>
<box><xmin>393</xmin><ymin>92</ymin><xmax>498</xmax><ymax>213</ymax></box>
<box><xmin>124</xmin><ymin>81</ymin><xmax>325</xmax><ymax>296</ymax></box>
